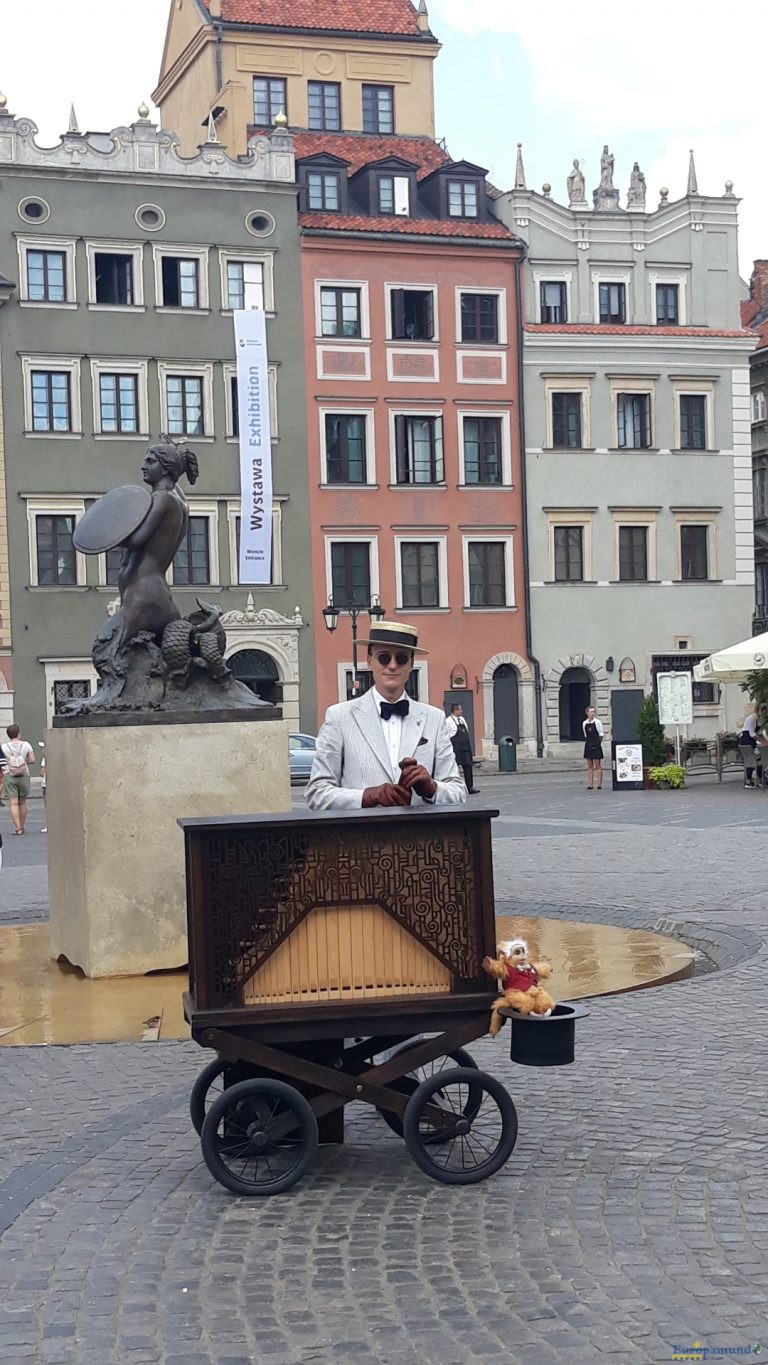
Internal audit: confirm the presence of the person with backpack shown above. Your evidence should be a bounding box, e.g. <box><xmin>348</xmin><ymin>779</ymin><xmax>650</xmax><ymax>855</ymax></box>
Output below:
<box><xmin>1</xmin><ymin>724</ymin><xmax>35</xmax><ymax>835</ymax></box>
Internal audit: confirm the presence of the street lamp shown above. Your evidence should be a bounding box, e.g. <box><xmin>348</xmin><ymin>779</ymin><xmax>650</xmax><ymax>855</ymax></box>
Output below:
<box><xmin>323</xmin><ymin>594</ymin><xmax>385</xmax><ymax>694</ymax></box>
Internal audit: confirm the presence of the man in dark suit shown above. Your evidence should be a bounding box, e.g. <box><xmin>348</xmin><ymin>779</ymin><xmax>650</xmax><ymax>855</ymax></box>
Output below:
<box><xmin>445</xmin><ymin>703</ymin><xmax>478</xmax><ymax>794</ymax></box>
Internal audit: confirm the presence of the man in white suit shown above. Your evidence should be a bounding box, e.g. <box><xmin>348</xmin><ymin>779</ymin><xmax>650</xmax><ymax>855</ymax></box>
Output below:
<box><xmin>306</xmin><ymin>621</ymin><xmax>466</xmax><ymax>810</ymax></box>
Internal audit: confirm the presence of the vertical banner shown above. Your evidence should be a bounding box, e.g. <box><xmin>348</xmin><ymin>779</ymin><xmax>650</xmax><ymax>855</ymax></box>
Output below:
<box><xmin>235</xmin><ymin>308</ymin><xmax>272</xmax><ymax>584</ymax></box>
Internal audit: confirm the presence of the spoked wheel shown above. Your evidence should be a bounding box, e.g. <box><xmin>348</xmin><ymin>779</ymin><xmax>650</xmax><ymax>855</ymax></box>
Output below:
<box><xmin>377</xmin><ymin>1042</ymin><xmax>478</xmax><ymax>1138</ymax></box>
<box><xmin>201</xmin><ymin>1078</ymin><xmax>318</xmax><ymax>1196</ymax></box>
<box><xmin>189</xmin><ymin>1058</ymin><xmax>263</xmax><ymax>1135</ymax></box>
<box><xmin>403</xmin><ymin>1067</ymin><xmax>518</xmax><ymax>1185</ymax></box>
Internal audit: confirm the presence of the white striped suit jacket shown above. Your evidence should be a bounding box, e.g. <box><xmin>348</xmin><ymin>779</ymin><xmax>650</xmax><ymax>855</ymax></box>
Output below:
<box><xmin>305</xmin><ymin>688</ymin><xmax>466</xmax><ymax>811</ymax></box>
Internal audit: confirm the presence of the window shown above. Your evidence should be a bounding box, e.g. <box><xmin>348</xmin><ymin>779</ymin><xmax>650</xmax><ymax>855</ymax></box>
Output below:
<box><xmin>390</xmin><ymin>288</ymin><xmax>435</xmax><ymax>341</ymax></box>
<box><xmin>552</xmin><ymin>393</ymin><xmax>582</xmax><ymax>448</ymax></box>
<box><xmin>754</xmin><ymin>467</ymin><xmax>767</xmax><ymax>521</ymax></box>
<box><xmin>362</xmin><ymin>84</ymin><xmax>394</xmax><ymax>134</ymax></box>
<box><xmin>99</xmin><ymin>373</ymin><xmax>139</xmax><ymax>433</ymax></box>
<box><xmin>308</xmin><ymin>81</ymin><xmax>340</xmax><ymax>131</ymax></box>
<box><xmin>161</xmin><ymin>256</ymin><xmax>199</xmax><ymax>308</ymax></box>
<box><xmin>253</xmin><ymin>76</ymin><xmax>286</xmax><ymax>125</ymax></box>
<box><xmin>467</xmin><ymin>542</ymin><xmax>507</xmax><ymax>607</ymax></box>
<box><xmin>331</xmin><ymin>542</ymin><xmax>371</xmax><ymax>607</ymax></box>
<box><xmin>166</xmin><ymin>375</ymin><xmax>204</xmax><ymax>436</ymax></box>
<box><xmin>307</xmin><ymin>171</ymin><xmax>340</xmax><ymax>212</ymax></box>
<box><xmin>540</xmin><ymin>281</ymin><xmax>567</xmax><ymax>323</ymax></box>
<box><xmin>757</xmin><ymin>562</ymin><xmax>768</xmax><ymax>608</ymax></box>
<box><xmin>36</xmin><ymin>514</ymin><xmax>77</xmax><ymax>585</ymax></box>
<box><xmin>618</xmin><ymin>525</ymin><xmax>648</xmax><ymax>581</ymax></box>
<box><xmin>679</xmin><ymin>394</ymin><xmax>707</xmax><ymax>450</ymax></box>
<box><xmin>31</xmin><ymin>371</ymin><xmax>71</xmax><ymax>432</ymax></box>
<box><xmin>394</xmin><ymin>415</ymin><xmax>444</xmax><ymax>484</ymax></box>
<box><xmin>53</xmin><ymin>680</ymin><xmax>92</xmax><ymax>712</ymax></box>
<box><xmin>105</xmin><ymin>548</ymin><xmax>122</xmax><ymax>586</ymax></box>
<box><xmin>680</xmin><ymin>524</ymin><xmax>709</xmax><ymax>581</ymax></box>
<box><xmin>448</xmin><ymin>181</ymin><xmax>479</xmax><ymax>218</ymax></box>
<box><xmin>599</xmin><ymin>282</ymin><xmax>626</xmax><ymax>324</ymax></box>
<box><xmin>460</xmin><ymin>292</ymin><xmax>498</xmax><ymax>343</ymax></box>
<box><xmin>378</xmin><ymin>175</ymin><xmax>410</xmax><ymax>216</ymax></box>
<box><xmin>553</xmin><ymin>526</ymin><xmax>584</xmax><ymax>582</ymax></box>
<box><xmin>400</xmin><ymin>542</ymin><xmax>440</xmax><ymax>608</ymax></box>
<box><xmin>325</xmin><ymin>414</ymin><xmax>367</xmax><ymax>483</ymax></box>
<box><xmin>26</xmin><ymin>249</ymin><xmax>66</xmax><ymax>302</ymax></box>
<box><xmin>463</xmin><ymin>417</ymin><xmax>502</xmax><ymax>484</ymax></box>
<box><xmin>753</xmin><ymin>390</ymin><xmax>766</xmax><ymax>424</ymax></box>
<box><xmin>226</xmin><ymin>261</ymin><xmax>264</xmax><ymax>311</ymax></box>
<box><xmin>173</xmin><ymin>516</ymin><xmax>210</xmax><ymax>586</ymax></box>
<box><xmin>320</xmin><ymin>286</ymin><xmax>361</xmax><ymax>337</ymax></box>
<box><xmin>94</xmin><ymin>252</ymin><xmax>134</xmax><ymax>305</ymax></box>
<box><xmin>656</xmin><ymin>283</ymin><xmax>679</xmax><ymax>325</ymax></box>
<box><xmin>617</xmin><ymin>393</ymin><xmax>652</xmax><ymax>449</ymax></box>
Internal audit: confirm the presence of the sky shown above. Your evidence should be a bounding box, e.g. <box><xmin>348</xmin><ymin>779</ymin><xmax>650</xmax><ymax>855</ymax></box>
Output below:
<box><xmin>2</xmin><ymin>0</ymin><xmax>766</xmax><ymax>280</ymax></box>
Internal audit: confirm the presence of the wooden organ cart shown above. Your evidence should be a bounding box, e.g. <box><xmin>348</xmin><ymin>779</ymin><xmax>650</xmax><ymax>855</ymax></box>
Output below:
<box><xmin>181</xmin><ymin>805</ymin><xmax>518</xmax><ymax>1195</ymax></box>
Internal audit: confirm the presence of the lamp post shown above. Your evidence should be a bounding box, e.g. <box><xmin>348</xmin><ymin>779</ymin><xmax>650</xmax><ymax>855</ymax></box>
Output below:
<box><xmin>323</xmin><ymin>594</ymin><xmax>385</xmax><ymax>694</ymax></box>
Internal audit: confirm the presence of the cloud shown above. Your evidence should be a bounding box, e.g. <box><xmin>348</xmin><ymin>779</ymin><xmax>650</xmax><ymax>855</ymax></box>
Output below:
<box><xmin>431</xmin><ymin>0</ymin><xmax>768</xmax><ymax>275</ymax></box>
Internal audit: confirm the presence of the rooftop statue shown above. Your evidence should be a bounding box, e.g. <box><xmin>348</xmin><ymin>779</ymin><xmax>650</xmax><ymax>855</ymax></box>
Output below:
<box><xmin>593</xmin><ymin>144</ymin><xmax>621</xmax><ymax>212</ymax></box>
<box><xmin>627</xmin><ymin>161</ymin><xmax>647</xmax><ymax>209</ymax></box>
<box><xmin>599</xmin><ymin>145</ymin><xmax>614</xmax><ymax>189</ymax></box>
<box><xmin>567</xmin><ymin>158</ymin><xmax>587</xmax><ymax>206</ymax></box>
<box><xmin>68</xmin><ymin>441</ymin><xmax>268</xmax><ymax>714</ymax></box>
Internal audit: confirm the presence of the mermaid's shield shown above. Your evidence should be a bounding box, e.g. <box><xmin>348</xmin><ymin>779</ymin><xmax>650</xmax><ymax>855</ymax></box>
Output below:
<box><xmin>73</xmin><ymin>484</ymin><xmax>152</xmax><ymax>554</ymax></box>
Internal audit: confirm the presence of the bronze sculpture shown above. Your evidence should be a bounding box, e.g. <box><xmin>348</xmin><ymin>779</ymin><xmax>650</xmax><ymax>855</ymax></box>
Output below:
<box><xmin>70</xmin><ymin>440</ymin><xmax>268</xmax><ymax>714</ymax></box>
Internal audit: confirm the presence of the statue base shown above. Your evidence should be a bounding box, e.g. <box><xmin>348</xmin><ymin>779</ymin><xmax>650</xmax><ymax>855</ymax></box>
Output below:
<box><xmin>592</xmin><ymin>187</ymin><xmax>621</xmax><ymax>212</ymax></box>
<box><xmin>47</xmin><ymin>710</ymin><xmax>290</xmax><ymax>977</ymax></box>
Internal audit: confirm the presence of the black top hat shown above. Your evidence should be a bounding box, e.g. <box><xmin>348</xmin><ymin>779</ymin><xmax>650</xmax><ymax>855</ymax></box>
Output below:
<box><xmin>358</xmin><ymin>620</ymin><xmax>428</xmax><ymax>655</ymax></box>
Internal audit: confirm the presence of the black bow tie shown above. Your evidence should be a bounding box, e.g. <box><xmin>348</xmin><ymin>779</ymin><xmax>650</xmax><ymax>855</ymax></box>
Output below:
<box><xmin>380</xmin><ymin>698</ymin><xmax>409</xmax><ymax>720</ymax></box>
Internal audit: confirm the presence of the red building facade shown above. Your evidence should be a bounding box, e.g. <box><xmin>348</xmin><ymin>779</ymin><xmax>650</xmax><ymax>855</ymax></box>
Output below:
<box><xmin>298</xmin><ymin>134</ymin><xmax>532</xmax><ymax>757</ymax></box>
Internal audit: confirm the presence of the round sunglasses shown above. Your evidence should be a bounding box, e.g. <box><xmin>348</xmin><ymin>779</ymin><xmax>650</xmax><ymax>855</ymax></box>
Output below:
<box><xmin>372</xmin><ymin>650</ymin><xmax>413</xmax><ymax>667</ymax></box>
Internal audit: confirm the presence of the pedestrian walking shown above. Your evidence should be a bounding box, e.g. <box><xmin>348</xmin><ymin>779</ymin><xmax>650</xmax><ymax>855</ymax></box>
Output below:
<box><xmin>582</xmin><ymin>706</ymin><xmax>604</xmax><ymax>790</ymax></box>
<box><xmin>738</xmin><ymin>703</ymin><xmax>759</xmax><ymax>788</ymax></box>
<box><xmin>445</xmin><ymin>703</ymin><xmax>478</xmax><ymax>793</ymax></box>
<box><xmin>1</xmin><ymin>723</ymin><xmax>36</xmax><ymax>834</ymax></box>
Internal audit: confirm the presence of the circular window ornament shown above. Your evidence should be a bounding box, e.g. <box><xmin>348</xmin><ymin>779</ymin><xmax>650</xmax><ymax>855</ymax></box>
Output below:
<box><xmin>18</xmin><ymin>196</ymin><xmax>50</xmax><ymax>224</ymax></box>
<box><xmin>245</xmin><ymin>209</ymin><xmax>275</xmax><ymax>238</ymax></box>
<box><xmin>135</xmin><ymin>203</ymin><xmax>166</xmax><ymax>232</ymax></box>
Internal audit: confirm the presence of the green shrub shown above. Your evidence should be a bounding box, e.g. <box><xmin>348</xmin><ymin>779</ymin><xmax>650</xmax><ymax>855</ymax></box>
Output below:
<box><xmin>636</xmin><ymin>696</ymin><xmax>667</xmax><ymax>767</ymax></box>
<box><xmin>648</xmin><ymin>763</ymin><xmax>685</xmax><ymax>789</ymax></box>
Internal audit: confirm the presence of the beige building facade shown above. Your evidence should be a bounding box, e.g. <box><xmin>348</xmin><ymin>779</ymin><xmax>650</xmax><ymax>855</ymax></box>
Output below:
<box><xmin>153</xmin><ymin>0</ymin><xmax>440</xmax><ymax>157</ymax></box>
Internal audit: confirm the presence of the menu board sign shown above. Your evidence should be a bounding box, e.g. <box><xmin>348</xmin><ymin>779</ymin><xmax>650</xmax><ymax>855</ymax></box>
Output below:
<box><xmin>613</xmin><ymin>742</ymin><xmax>644</xmax><ymax>790</ymax></box>
<box><xmin>657</xmin><ymin>672</ymin><xmax>693</xmax><ymax>727</ymax></box>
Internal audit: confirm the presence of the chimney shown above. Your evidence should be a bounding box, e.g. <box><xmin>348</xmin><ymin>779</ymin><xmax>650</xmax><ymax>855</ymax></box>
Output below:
<box><xmin>417</xmin><ymin>0</ymin><xmax>430</xmax><ymax>32</ymax></box>
<box><xmin>751</xmin><ymin>261</ymin><xmax>768</xmax><ymax>312</ymax></box>
<box><xmin>209</xmin><ymin>0</ymin><xmax>222</xmax><ymax>15</ymax></box>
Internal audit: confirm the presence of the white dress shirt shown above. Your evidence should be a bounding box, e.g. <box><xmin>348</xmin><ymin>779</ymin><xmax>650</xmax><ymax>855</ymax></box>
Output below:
<box><xmin>372</xmin><ymin>687</ymin><xmax>407</xmax><ymax>780</ymax></box>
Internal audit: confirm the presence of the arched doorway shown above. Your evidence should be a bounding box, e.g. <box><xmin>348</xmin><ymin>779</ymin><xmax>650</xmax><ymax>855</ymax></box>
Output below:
<box><xmin>559</xmin><ymin>667</ymin><xmax>592</xmax><ymax>741</ymax></box>
<box><xmin>493</xmin><ymin>664</ymin><xmax>519</xmax><ymax>742</ymax></box>
<box><xmin>228</xmin><ymin>648</ymin><xmax>281</xmax><ymax>705</ymax></box>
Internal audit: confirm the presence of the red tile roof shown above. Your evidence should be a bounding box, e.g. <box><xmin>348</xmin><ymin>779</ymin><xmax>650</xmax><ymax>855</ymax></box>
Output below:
<box><xmin>299</xmin><ymin>211</ymin><xmax>515</xmax><ymax>239</ymax></box>
<box><xmin>202</xmin><ymin>0</ymin><xmax>431</xmax><ymax>36</ymax></box>
<box><xmin>526</xmin><ymin>324</ymin><xmax>756</xmax><ymax>338</ymax></box>
<box><xmin>290</xmin><ymin>131</ymin><xmax>451</xmax><ymax>180</ymax></box>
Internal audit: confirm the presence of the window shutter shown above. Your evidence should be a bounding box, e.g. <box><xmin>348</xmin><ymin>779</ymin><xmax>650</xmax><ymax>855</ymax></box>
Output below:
<box><xmin>424</xmin><ymin>291</ymin><xmax>435</xmax><ymax>340</ymax></box>
<box><xmin>391</xmin><ymin>289</ymin><xmax>406</xmax><ymax>339</ymax></box>
<box><xmin>395</xmin><ymin>415</ymin><xmax>407</xmax><ymax>482</ymax></box>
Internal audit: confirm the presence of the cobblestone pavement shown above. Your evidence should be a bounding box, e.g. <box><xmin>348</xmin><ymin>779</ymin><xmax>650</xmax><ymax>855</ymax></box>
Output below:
<box><xmin>1</xmin><ymin>774</ymin><xmax>767</xmax><ymax>1364</ymax></box>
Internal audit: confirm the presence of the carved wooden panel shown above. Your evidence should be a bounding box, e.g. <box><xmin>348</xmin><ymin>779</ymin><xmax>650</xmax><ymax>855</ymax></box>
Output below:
<box><xmin>201</xmin><ymin>822</ymin><xmax>481</xmax><ymax>1006</ymax></box>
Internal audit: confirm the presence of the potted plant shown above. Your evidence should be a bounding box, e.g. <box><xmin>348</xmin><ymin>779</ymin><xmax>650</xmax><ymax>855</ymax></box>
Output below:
<box><xmin>647</xmin><ymin>763</ymin><xmax>685</xmax><ymax>789</ymax></box>
<box><xmin>636</xmin><ymin>696</ymin><xmax>667</xmax><ymax>787</ymax></box>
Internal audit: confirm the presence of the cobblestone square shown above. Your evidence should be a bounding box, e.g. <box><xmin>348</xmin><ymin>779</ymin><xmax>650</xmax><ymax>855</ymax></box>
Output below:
<box><xmin>1</xmin><ymin>773</ymin><xmax>766</xmax><ymax>1363</ymax></box>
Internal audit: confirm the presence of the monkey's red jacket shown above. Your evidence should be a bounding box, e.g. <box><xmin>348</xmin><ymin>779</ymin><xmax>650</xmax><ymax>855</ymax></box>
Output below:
<box><xmin>502</xmin><ymin>961</ymin><xmax>541</xmax><ymax>993</ymax></box>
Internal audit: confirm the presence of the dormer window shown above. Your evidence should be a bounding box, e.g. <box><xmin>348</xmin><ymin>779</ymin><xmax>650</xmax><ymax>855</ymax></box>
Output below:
<box><xmin>307</xmin><ymin>171</ymin><xmax>341</xmax><ymax>212</ymax></box>
<box><xmin>379</xmin><ymin>175</ymin><xmax>410</xmax><ymax>216</ymax></box>
<box><xmin>448</xmin><ymin>180</ymin><xmax>479</xmax><ymax>218</ymax></box>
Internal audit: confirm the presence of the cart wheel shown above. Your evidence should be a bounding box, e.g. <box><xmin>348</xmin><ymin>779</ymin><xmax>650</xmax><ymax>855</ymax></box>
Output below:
<box><xmin>190</xmin><ymin>1058</ymin><xmax>228</xmax><ymax>1136</ymax></box>
<box><xmin>403</xmin><ymin>1067</ymin><xmax>518</xmax><ymax>1185</ymax></box>
<box><xmin>201</xmin><ymin>1078</ymin><xmax>318</xmax><ymax>1196</ymax></box>
<box><xmin>377</xmin><ymin>1043</ymin><xmax>478</xmax><ymax>1138</ymax></box>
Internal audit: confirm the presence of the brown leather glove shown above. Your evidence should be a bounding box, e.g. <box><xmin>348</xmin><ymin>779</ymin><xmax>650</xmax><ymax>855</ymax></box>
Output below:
<box><xmin>362</xmin><ymin>783</ymin><xmax>412</xmax><ymax>808</ymax></box>
<box><xmin>399</xmin><ymin>757</ymin><xmax>437</xmax><ymax>800</ymax></box>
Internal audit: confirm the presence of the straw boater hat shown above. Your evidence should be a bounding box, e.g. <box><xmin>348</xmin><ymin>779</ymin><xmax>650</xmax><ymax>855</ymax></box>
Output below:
<box><xmin>358</xmin><ymin>620</ymin><xmax>429</xmax><ymax>655</ymax></box>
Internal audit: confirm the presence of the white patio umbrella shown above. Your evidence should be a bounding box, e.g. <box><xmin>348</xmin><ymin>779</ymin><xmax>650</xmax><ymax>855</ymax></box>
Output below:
<box><xmin>693</xmin><ymin>632</ymin><xmax>768</xmax><ymax>684</ymax></box>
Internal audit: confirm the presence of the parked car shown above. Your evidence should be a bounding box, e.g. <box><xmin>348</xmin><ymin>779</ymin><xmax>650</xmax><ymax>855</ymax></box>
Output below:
<box><xmin>289</xmin><ymin>733</ymin><xmax>317</xmax><ymax>783</ymax></box>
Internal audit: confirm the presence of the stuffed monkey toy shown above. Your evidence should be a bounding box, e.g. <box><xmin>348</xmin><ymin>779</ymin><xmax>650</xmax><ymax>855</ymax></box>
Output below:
<box><xmin>482</xmin><ymin>937</ymin><xmax>554</xmax><ymax>1036</ymax></box>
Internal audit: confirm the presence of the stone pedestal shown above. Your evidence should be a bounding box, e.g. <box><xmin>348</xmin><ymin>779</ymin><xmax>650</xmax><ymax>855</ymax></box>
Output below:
<box><xmin>47</xmin><ymin>711</ymin><xmax>290</xmax><ymax>977</ymax></box>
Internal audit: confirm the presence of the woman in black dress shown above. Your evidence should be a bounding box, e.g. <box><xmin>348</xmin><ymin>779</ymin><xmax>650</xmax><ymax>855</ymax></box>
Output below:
<box><xmin>582</xmin><ymin>706</ymin><xmax>604</xmax><ymax>790</ymax></box>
